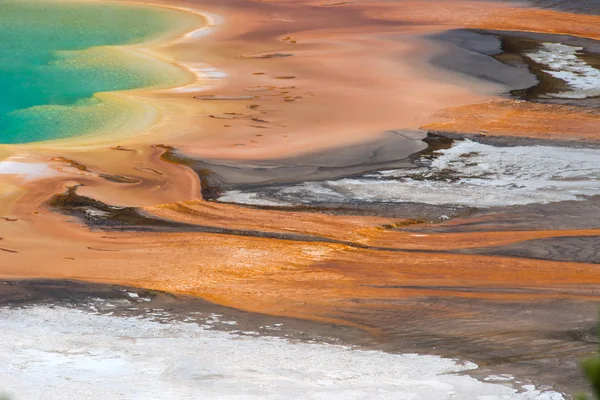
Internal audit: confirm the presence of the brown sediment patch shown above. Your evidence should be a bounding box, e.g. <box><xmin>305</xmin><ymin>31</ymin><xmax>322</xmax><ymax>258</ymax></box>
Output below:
<box><xmin>86</xmin><ymin>247</ymin><xmax>120</xmax><ymax>252</ymax></box>
<box><xmin>209</xmin><ymin>114</ymin><xmax>238</xmax><ymax>120</ymax></box>
<box><xmin>51</xmin><ymin>157</ymin><xmax>141</xmax><ymax>184</ymax></box>
<box><xmin>98</xmin><ymin>174</ymin><xmax>141</xmax><ymax>184</ymax></box>
<box><xmin>110</xmin><ymin>146</ymin><xmax>137</xmax><ymax>152</ymax></box>
<box><xmin>0</xmin><ymin>248</ymin><xmax>18</xmax><ymax>254</ymax></box>
<box><xmin>241</xmin><ymin>53</ymin><xmax>294</xmax><ymax>59</ymax></box>
<box><xmin>52</xmin><ymin>157</ymin><xmax>89</xmax><ymax>172</ymax></box>
<box><xmin>194</xmin><ymin>95</ymin><xmax>257</xmax><ymax>100</ymax></box>
<box><xmin>135</xmin><ymin>166</ymin><xmax>164</xmax><ymax>176</ymax></box>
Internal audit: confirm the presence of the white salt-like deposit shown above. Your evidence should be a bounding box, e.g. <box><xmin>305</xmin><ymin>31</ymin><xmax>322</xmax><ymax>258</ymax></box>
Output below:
<box><xmin>525</xmin><ymin>42</ymin><xmax>600</xmax><ymax>99</ymax></box>
<box><xmin>0</xmin><ymin>161</ymin><xmax>55</xmax><ymax>180</ymax></box>
<box><xmin>220</xmin><ymin>141</ymin><xmax>600</xmax><ymax>208</ymax></box>
<box><xmin>0</xmin><ymin>306</ymin><xmax>564</xmax><ymax>400</ymax></box>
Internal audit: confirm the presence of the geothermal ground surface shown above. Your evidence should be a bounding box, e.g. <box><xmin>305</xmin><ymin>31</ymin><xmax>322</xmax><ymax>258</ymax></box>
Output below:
<box><xmin>1</xmin><ymin>0</ymin><xmax>600</xmax><ymax>398</ymax></box>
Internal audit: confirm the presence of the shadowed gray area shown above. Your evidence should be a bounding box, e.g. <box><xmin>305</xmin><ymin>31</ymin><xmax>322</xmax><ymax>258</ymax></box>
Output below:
<box><xmin>456</xmin><ymin>236</ymin><xmax>600</xmax><ymax>263</ymax></box>
<box><xmin>427</xmin><ymin>29</ymin><xmax>538</xmax><ymax>90</ymax></box>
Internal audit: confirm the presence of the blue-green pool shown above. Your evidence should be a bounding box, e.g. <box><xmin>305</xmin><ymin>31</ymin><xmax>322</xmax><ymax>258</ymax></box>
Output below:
<box><xmin>0</xmin><ymin>0</ymin><xmax>198</xmax><ymax>144</ymax></box>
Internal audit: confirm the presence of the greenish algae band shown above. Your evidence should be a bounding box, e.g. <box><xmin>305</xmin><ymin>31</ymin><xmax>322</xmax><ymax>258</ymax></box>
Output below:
<box><xmin>0</xmin><ymin>0</ymin><xmax>200</xmax><ymax>144</ymax></box>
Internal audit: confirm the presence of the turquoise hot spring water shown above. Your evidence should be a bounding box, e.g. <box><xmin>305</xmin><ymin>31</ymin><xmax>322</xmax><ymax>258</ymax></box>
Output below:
<box><xmin>0</xmin><ymin>0</ymin><xmax>198</xmax><ymax>144</ymax></box>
